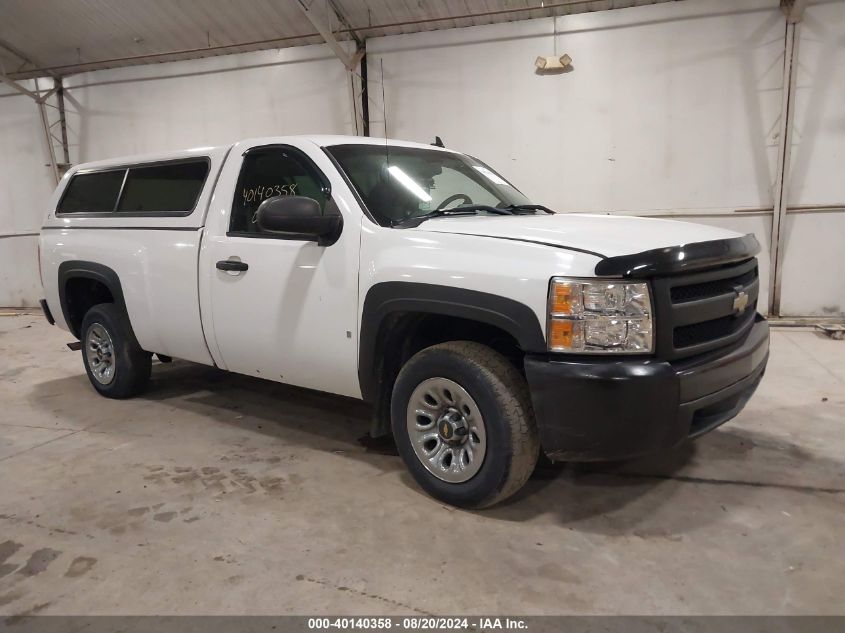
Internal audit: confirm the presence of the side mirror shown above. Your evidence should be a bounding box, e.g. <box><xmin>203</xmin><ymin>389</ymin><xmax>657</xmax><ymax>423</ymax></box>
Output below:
<box><xmin>256</xmin><ymin>196</ymin><xmax>343</xmax><ymax>246</ymax></box>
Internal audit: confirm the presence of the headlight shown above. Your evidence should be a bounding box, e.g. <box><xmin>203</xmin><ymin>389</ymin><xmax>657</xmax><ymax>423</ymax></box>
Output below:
<box><xmin>547</xmin><ymin>278</ymin><xmax>653</xmax><ymax>353</ymax></box>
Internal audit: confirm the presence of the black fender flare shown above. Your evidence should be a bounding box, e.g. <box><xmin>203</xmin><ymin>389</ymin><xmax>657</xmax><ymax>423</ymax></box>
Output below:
<box><xmin>358</xmin><ymin>281</ymin><xmax>546</xmax><ymax>403</ymax></box>
<box><xmin>58</xmin><ymin>260</ymin><xmax>128</xmax><ymax>339</ymax></box>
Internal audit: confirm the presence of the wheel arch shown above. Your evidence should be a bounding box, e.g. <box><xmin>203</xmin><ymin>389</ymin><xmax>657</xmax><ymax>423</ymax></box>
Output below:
<box><xmin>359</xmin><ymin>282</ymin><xmax>546</xmax><ymax>437</ymax></box>
<box><xmin>58</xmin><ymin>260</ymin><xmax>128</xmax><ymax>339</ymax></box>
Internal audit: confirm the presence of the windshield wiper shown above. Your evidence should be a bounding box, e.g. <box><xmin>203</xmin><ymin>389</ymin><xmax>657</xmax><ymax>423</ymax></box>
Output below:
<box><xmin>393</xmin><ymin>205</ymin><xmax>513</xmax><ymax>228</ymax></box>
<box><xmin>393</xmin><ymin>204</ymin><xmax>554</xmax><ymax>228</ymax></box>
<box><xmin>503</xmin><ymin>204</ymin><xmax>556</xmax><ymax>215</ymax></box>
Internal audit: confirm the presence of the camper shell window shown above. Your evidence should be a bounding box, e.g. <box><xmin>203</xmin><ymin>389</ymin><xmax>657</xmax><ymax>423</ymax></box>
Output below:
<box><xmin>57</xmin><ymin>158</ymin><xmax>210</xmax><ymax>216</ymax></box>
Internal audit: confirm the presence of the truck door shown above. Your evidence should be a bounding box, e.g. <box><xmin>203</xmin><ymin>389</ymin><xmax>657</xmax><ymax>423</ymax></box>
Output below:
<box><xmin>199</xmin><ymin>141</ymin><xmax>361</xmax><ymax>398</ymax></box>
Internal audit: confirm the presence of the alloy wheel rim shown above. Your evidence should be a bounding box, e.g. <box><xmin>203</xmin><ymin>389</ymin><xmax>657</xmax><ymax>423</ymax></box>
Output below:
<box><xmin>85</xmin><ymin>323</ymin><xmax>116</xmax><ymax>385</ymax></box>
<box><xmin>406</xmin><ymin>377</ymin><xmax>486</xmax><ymax>483</ymax></box>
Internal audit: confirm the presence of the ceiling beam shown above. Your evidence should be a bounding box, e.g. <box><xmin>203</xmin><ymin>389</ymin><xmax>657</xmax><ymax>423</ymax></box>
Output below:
<box><xmin>0</xmin><ymin>66</ymin><xmax>59</xmax><ymax>102</ymax></box>
<box><xmin>6</xmin><ymin>0</ymin><xmax>680</xmax><ymax>79</ymax></box>
<box><xmin>0</xmin><ymin>37</ymin><xmax>59</xmax><ymax>79</ymax></box>
<box><xmin>327</xmin><ymin>0</ymin><xmax>362</xmax><ymax>46</ymax></box>
<box><xmin>296</xmin><ymin>0</ymin><xmax>359</xmax><ymax>70</ymax></box>
<box><xmin>0</xmin><ymin>70</ymin><xmax>41</xmax><ymax>100</ymax></box>
<box><xmin>781</xmin><ymin>0</ymin><xmax>808</xmax><ymax>23</ymax></box>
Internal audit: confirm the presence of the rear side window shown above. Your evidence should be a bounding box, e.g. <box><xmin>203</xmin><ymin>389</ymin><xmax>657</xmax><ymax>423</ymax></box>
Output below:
<box><xmin>57</xmin><ymin>170</ymin><xmax>125</xmax><ymax>213</ymax></box>
<box><xmin>57</xmin><ymin>159</ymin><xmax>209</xmax><ymax>215</ymax></box>
<box><xmin>117</xmin><ymin>161</ymin><xmax>209</xmax><ymax>213</ymax></box>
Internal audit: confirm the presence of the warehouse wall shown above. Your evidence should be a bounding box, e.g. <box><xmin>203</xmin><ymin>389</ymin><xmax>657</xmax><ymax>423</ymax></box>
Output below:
<box><xmin>367</xmin><ymin>0</ymin><xmax>785</xmax><ymax>313</ymax></box>
<box><xmin>779</xmin><ymin>0</ymin><xmax>845</xmax><ymax>317</ymax></box>
<box><xmin>0</xmin><ymin>82</ymin><xmax>56</xmax><ymax>307</ymax></box>
<box><xmin>63</xmin><ymin>43</ymin><xmax>357</xmax><ymax>161</ymax></box>
<box><xmin>1</xmin><ymin>0</ymin><xmax>842</xmax><ymax>316</ymax></box>
<box><xmin>0</xmin><ymin>43</ymin><xmax>355</xmax><ymax>306</ymax></box>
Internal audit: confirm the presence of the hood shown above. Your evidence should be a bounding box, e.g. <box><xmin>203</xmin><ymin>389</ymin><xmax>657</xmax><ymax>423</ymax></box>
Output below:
<box><xmin>409</xmin><ymin>213</ymin><xmax>743</xmax><ymax>259</ymax></box>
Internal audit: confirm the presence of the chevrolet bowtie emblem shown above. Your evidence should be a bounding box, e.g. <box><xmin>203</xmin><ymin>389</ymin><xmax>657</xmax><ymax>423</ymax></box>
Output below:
<box><xmin>733</xmin><ymin>290</ymin><xmax>749</xmax><ymax>315</ymax></box>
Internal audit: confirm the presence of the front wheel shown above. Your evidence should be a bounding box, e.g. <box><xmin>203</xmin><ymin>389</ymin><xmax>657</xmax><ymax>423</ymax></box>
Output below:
<box><xmin>391</xmin><ymin>341</ymin><xmax>539</xmax><ymax>508</ymax></box>
<box><xmin>81</xmin><ymin>303</ymin><xmax>151</xmax><ymax>399</ymax></box>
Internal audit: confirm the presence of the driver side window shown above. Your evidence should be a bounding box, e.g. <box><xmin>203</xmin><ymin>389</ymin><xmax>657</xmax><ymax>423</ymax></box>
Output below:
<box><xmin>230</xmin><ymin>147</ymin><xmax>328</xmax><ymax>234</ymax></box>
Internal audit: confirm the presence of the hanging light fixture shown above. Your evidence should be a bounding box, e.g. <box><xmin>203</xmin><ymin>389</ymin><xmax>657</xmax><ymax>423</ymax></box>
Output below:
<box><xmin>535</xmin><ymin>12</ymin><xmax>572</xmax><ymax>73</ymax></box>
<box><xmin>535</xmin><ymin>54</ymin><xmax>572</xmax><ymax>70</ymax></box>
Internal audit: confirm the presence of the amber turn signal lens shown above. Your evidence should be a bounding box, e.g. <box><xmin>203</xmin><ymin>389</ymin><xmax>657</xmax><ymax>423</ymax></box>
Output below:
<box><xmin>547</xmin><ymin>277</ymin><xmax>653</xmax><ymax>353</ymax></box>
<box><xmin>549</xmin><ymin>320</ymin><xmax>574</xmax><ymax>349</ymax></box>
<box><xmin>551</xmin><ymin>282</ymin><xmax>576</xmax><ymax>315</ymax></box>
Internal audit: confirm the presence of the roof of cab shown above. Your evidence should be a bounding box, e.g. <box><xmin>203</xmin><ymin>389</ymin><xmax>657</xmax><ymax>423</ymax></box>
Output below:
<box><xmin>303</xmin><ymin>135</ymin><xmax>456</xmax><ymax>152</ymax></box>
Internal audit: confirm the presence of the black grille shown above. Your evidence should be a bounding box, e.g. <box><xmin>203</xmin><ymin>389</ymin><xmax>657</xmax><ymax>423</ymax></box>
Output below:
<box><xmin>673</xmin><ymin>307</ymin><xmax>756</xmax><ymax>348</ymax></box>
<box><xmin>651</xmin><ymin>258</ymin><xmax>759</xmax><ymax>360</ymax></box>
<box><xmin>670</xmin><ymin>268</ymin><xmax>757</xmax><ymax>303</ymax></box>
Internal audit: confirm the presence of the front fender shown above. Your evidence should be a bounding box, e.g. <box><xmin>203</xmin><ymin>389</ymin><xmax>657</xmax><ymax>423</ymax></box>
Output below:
<box><xmin>358</xmin><ymin>281</ymin><xmax>546</xmax><ymax>402</ymax></box>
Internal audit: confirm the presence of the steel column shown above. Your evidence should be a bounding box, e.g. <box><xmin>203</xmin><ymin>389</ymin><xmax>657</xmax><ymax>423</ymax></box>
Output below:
<box><xmin>34</xmin><ymin>78</ymin><xmax>60</xmax><ymax>184</ymax></box>
<box><xmin>768</xmin><ymin>17</ymin><xmax>800</xmax><ymax>316</ymax></box>
<box><xmin>360</xmin><ymin>42</ymin><xmax>370</xmax><ymax>137</ymax></box>
<box><xmin>1</xmin><ymin>42</ymin><xmax>69</xmax><ymax>184</ymax></box>
<box><xmin>55</xmin><ymin>78</ymin><xmax>71</xmax><ymax>165</ymax></box>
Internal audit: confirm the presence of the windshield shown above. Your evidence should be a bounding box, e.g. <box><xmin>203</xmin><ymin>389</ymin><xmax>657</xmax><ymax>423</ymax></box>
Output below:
<box><xmin>326</xmin><ymin>144</ymin><xmax>533</xmax><ymax>227</ymax></box>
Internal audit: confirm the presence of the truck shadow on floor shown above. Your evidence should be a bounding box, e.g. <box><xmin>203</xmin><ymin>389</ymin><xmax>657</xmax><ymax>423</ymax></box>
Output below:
<box><xmin>487</xmin><ymin>421</ymin><xmax>844</xmax><ymax>530</ymax></box>
<box><xmin>142</xmin><ymin>360</ymin><xmax>389</xmax><ymax>452</ymax></box>
<box><xmin>30</xmin><ymin>359</ymin><xmax>843</xmax><ymax>533</ymax></box>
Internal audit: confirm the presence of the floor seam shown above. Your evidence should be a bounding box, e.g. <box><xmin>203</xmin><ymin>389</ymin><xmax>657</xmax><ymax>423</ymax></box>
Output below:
<box><xmin>606</xmin><ymin>471</ymin><xmax>844</xmax><ymax>495</ymax></box>
<box><xmin>0</xmin><ymin>423</ymin><xmax>78</xmax><ymax>432</ymax></box>
<box><xmin>0</xmin><ymin>430</ymin><xmax>80</xmax><ymax>463</ymax></box>
<box><xmin>0</xmin><ymin>423</ymin><xmax>150</xmax><ymax>438</ymax></box>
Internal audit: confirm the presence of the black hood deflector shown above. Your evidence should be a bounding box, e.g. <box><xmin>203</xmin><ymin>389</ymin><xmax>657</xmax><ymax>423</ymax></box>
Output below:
<box><xmin>594</xmin><ymin>234</ymin><xmax>760</xmax><ymax>278</ymax></box>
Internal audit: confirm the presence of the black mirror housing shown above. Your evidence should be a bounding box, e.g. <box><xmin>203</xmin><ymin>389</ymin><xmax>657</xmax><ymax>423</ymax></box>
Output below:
<box><xmin>256</xmin><ymin>196</ymin><xmax>343</xmax><ymax>246</ymax></box>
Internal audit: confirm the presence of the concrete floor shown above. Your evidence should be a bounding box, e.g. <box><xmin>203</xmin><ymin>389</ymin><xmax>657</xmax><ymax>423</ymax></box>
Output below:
<box><xmin>0</xmin><ymin>312</ymin><xmax>842</xmax><ymax>616</ymax></box>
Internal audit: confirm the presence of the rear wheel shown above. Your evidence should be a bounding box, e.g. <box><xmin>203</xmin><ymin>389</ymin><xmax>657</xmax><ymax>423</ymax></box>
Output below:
<box><xmin>391</xmin><ymin>341</ymin><xmax>539</xmax><ymax>508</ymax></box>
<box><xmin>81</xmin><ymin>303</ymin><xmax>151</xmax><ymax>399</ymax></box>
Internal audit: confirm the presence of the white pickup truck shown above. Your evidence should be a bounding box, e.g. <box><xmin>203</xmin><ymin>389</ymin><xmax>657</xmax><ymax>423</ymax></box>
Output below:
<box><xmin>39</xmin><ymin>135</ymin><xmax>769</xmax><ymax>508</ymax></box>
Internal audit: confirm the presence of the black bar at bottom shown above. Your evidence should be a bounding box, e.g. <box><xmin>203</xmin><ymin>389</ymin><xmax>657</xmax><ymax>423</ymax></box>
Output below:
<box><xmin>39</xmin><ymin>298</ymin><xmax>55</xmax><ymax>325</ymax></box>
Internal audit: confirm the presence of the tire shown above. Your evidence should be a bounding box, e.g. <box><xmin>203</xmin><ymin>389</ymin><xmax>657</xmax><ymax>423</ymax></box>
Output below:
<box><xmin>80</xmin><ymin>303</ymin><xmax>151</xmax><ymax>399</ymax></box>
<box><xmin>391</xmin><ymin>341</ymin><xmax>540</xmax><ymax>508</ymax></box>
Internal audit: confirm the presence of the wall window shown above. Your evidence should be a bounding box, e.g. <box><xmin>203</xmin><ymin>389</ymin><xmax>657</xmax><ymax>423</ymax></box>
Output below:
<box><xmin>116</xmin><ymin>161</ymin><xmax>209</xmax><ymax>213</ymax></box>
<box><xmin>230</xmin><ymin>147</ymin><xmax>328</xmax><ymax>234</ymax></box>
<box><xmin>57</xmin><ymin>170</ymin><xmax>125</xmax><ymax>214</ymax></box>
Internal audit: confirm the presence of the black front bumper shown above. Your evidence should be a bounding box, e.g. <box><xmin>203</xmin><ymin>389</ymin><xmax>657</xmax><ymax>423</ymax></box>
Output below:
<box><xmin>524</xmin><ymin>315</ymin><xmax>769</xmax><ymax>462</ymax></box>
